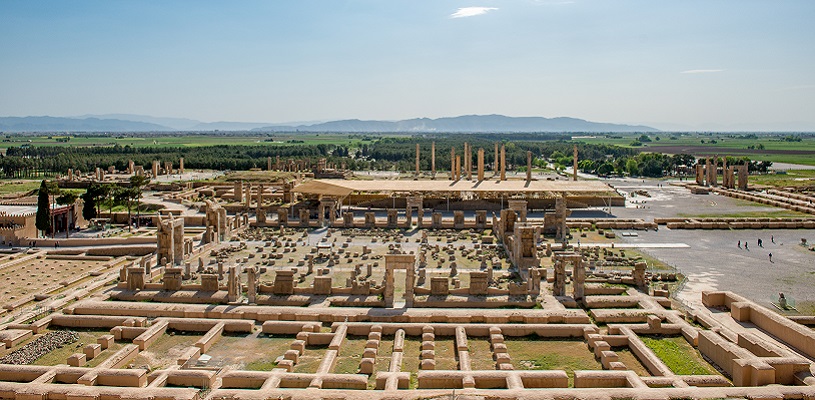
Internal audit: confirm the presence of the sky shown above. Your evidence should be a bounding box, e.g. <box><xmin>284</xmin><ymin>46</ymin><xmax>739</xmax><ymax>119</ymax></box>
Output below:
<box><xmin>1</xmin><ymin>0</ymin><xmax>814</xmax><ymax>131</ymax></box>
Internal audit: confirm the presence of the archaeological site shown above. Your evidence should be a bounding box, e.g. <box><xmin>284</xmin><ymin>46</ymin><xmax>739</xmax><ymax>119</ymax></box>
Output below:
<box><xmin>0</xmin><ymin>144</ymin><xmax>813</xmax><ymax>400</ymax></box>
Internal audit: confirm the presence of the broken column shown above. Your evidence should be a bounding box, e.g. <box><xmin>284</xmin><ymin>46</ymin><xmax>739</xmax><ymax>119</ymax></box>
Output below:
<box><xmin>737</xmin><ymin>164</ymin><xmax>748</xmax><ymax>190</ymax></box>
<box><xmin>526</xmin><ymin>151</ymin><xmax>532</xmax><ymax>182</ymax></box>
<box><xmin>450</xmin><ymin>147</ymin><xmax>456</xmax><ymax>181</ymax></box>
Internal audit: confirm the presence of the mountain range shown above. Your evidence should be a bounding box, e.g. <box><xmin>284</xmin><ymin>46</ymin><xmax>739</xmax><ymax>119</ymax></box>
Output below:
<box><xmin>0</xmin><ymin>114</ymin><xmax>658</xmax><ymax>133</ymax></box>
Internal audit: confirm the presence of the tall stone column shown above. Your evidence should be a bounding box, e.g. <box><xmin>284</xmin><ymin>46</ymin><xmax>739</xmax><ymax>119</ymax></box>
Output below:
<box><xmin>494</xmin><ymin>142</ymin><xmax>499</xmax><ymax>176</ymax></box>
<box><xmin>267</xmin><ymin>156</ymin><xmax>272</xmax><ymax>171</ymax></box>
<box><xmin>572</xmin><ymin>145</ymin><xmax>578</xmax><ymax>181</ymax></box>
<box><xmin>526</xmin><ymin>151</ymin><xmax>532</xmax><ymax>182</ymax></box>
<box><xmin>477</xmin><ymin>148</ymin><xmax>485</xmax><ymax>181</ymax></box>
<box><xmin>722</xmin><ymin>156</ymin><xmax>729</xmax><ymax>187</ymax></box>
<box><xmin>573</xmin><ymin>258</ymin><xmax>585</xmax><ymax>300</ymax></box>
<box><xmin>245</xmin><ymin>183</ymin><xmax>252</xmax><ymax>209</ymax></box>
<box><xmin>695</xmin><ymin>164</ymin><xmax>705</xmax><ymax>185</ymax></box>
<box><xmin>465</xmin><ymin>142</ymin><xmax>472</xmax><ymax>181</ymax></box>
<box><xmin>500</xmin><ymin>144</ymin><xmax>506</xmax><ymax>181</ymax></box>
<box><xmin>450</xmin><ymin>147</ymin><xmax>456</xmax><ymax>181</ymax></box>
<box><xmin>415</xmin><ymin>143</ymin><xmax>420</xmax><ymax>176</ymax></box>
<box><xmin>431</xmin><ymin>141</ymin><xmax>436</xmax><ymax>177</ymax></box>
<box><xmin>455</xmin><ymin>156</ymin><xmax>461</xmax><ymax>181</ymax></box>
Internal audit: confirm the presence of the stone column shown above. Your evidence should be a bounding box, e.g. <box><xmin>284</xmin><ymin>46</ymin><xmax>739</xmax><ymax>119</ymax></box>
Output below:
<box><xmin>553</xmin><ymin>260</ymin><xmax>566</xmax><ymax>296</ymax></box>
<box><xmin>722</xmin><ymin>156</ymin><xmax>729</xmax><ymax>187</ymax></box>
<box><xmin>245</xmin><ymin>183</ymin><xmax>252</xmax><ymax>209</ymax></box>
<box><xmin>450</xmin><ymin>147</ymin><xmax>456</xmax><ymax>181</ymax></box>
<box><xmin>526</xmin><ymin>151</ymin><xmax>532</xmax><ymax>182</ymax></box>
<box><xmin>477</xmin><ymin>148</ymin><xmax>485</xmax><ymax>181</ymax></box>
<box><xmin>465</xmin><ymin>142</ymin><xmax>472</xmax><ymax>181</ymax></box>
<box><xmin>179</xmin><ymin>157</ymin><xmax>184</xmax><ymax>174</ymax></box>
<box><xmin>500</xmin><ymin>144</ymin><xmax>506</xmax><ymax>181</ymax></box>
<box><xmin>494</xmin><ymin>142</ymin><xmax>499</xmax><ymax>176</ymax></box>
<box><xmin>711</xmin><ymin>155</ymin><xmax>718</xmax><ymax>186</ymax></box>
<box><xmin>152</xmin><ymin>161</ymin><xmax>159</xmax><ymax>177</ymax></box>
<box><xmin>633</xmin><ymin>262</ymin><xmax>647</xmax><ymax>290</ymax></box>
<box><xmin>573</xmin><ymin>257</ymin><xmax>585</xmax><ymax>300</ymax></box>
<box><xmin>415</xmin><ymin>143</ymin><xmax>420</xmax><ymax>176</ymax></box>
<box><xmin>247</xmin><ymin>267</ymin><xmax>257</xmax><ymax>304</ymax></box>
<box><xmin>257</xmin><ymin>184</ymin><xmax>264</xmax><ymax>207</ymax></box>
<box><xmin>738</xmin><ymin>164</ymin><xmax>748</xmax><ymax>190</ymax></box>
<box><xmin>704</xmin><ymin>157</ymin><xmax>711</xmax><ymax>186</ymax></box>
<box><xmin>573</xmin><ymin>145</ymin><xmax>578</xmax><ymax>181</ymax></box>
<box><xmin>695</xmin><ymin>164</ymin><xmax>705</xmax><ymax>186</ymax></box>
<box><xmin>384</xmin><ymin>262</ymin><xmax>395</xmax><ymax>308</ymax></box>
<box><xmin>227</xmin><ymin>266</ymin><xmax>238</xmax><ymax>302</ymax></box>
<box><xmin>455</xmin><ymin>156</ymin><xmax>461</xmax><ymax>181</ymax></box>
<box><xmin>405</xmin><ymin>259</ymin><xmax>415</xmax><ymax>307</ymax></box>
<box><xmin>431</xmin><ymin>141</ymin><xmax>436</xmax><ymax>177</ymax></box>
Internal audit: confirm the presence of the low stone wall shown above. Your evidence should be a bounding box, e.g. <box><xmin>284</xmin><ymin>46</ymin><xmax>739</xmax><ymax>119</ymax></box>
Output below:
<box><xmin>657</xmin><ymin>217</ymin><xmax>815</xmax><ymax>229</ymax></box>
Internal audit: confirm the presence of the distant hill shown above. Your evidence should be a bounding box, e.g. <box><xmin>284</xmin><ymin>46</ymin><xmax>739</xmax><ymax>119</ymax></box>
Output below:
<box><xmin>0</xmin><ymin>116</ymin><xmax>171</xmax><ymax>132</ymax></box>
<box><xmin>0</xmin><ymin>114</ymin><xmax>658</xmax><ymax>133</ymax></box>
<box><xmin>253</xmin><ymin>114</ymin><xmax>659</xmax><ymax>133</ymax></box>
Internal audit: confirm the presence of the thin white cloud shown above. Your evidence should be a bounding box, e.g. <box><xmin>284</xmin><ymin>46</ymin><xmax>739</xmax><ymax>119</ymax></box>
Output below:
<box><xmin>450</xmin><ymin>7</ymin><xmax>498</xmax><ymax>18</ymax></box>
<box><xmin>680</xmin><ymin>69</ymin><xmax>724</xmax><ymax>74</ymax></box>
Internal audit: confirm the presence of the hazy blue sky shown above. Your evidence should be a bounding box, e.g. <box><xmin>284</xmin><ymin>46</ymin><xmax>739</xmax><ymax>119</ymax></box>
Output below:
<box><xmin>1</xmin><ymin>1</ymin><xmax>814</xmax><ymax>130</ymax></box>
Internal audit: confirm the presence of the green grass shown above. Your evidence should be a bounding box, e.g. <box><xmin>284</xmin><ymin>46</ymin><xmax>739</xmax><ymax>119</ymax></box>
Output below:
<box><xmin>575</xmin><ymin>133</ymin><xmax>815</xmax><ymax>166</ymax></box>
<box><xmin>640</xmin><ymin>336</ymin><xmax>720</xmax><ymax>375</ymax></box>
<box><xmin>0</xmin><ymin>180</ymin><xmax>40</xmax><ymax>195</ymax></box>
<box><xmin>747</xmin><ymin>169</ymin><xmax>815</xmax><ymax>188</ymax></box>
<box><xmin>505</xmin><ymin>337</ymin><xmax>601</xmax><ymax>386</ymax></box>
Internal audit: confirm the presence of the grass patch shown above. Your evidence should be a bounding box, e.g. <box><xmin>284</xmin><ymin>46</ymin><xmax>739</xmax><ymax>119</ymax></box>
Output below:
<box><xmin>0</xmin><ymin>180</ymin><xmax>40</xmax><ymax>195</ymax></box>
<box><xmin>640</xmin><ymin>336</ymin><xmax>719</xmax><ymax>375</ymax></box>
<box><xmin>505</xmin><ymin>336</ymin><xmax>600</xmax><ymax>386</ymax></box>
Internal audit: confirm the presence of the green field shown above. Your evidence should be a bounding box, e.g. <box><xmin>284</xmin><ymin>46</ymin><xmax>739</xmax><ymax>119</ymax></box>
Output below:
<box><xmin>575</xmin><ymin>133</ymin><xmax>815</xmax><ymax>166</ymax></box>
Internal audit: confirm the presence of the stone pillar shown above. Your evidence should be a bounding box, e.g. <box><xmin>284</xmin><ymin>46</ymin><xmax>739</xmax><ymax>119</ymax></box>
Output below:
<box><xmin>127</xmin><ymin>267</ymin><xmax>145</xmax><ymax>291</ymax></box>
<box><xmin>227</xmin><ymin>266</ymin><xmax>238</xmax><ymax>302</ymax></box>
<box><xmin>234</xmin><ymin>181</ymin><xmax>243</xmax><ymax>202</ymax></box>
<box><xmin>417</xmin><ymin>208</ymin><xmax>424</xmax><ymax>228</ymax></box>
<box><xmin>387</xmin><ymin>209</ymin><xmax>398</xmax><ymax>228</ymax></box>
<box><xmin>453</xmin><ymin>211</ymin><xmax>464</xmax><ymax>229</ymax></box>
<box><xmin>721</xmin><ymin>156</ymin><xmax>728</xmax><ymax>187</ymax></box>
<box><xmin>526</xmin><ymin>151</ymin><xmax>532</xmax><ymax>182</ymax></box>
<box><xmin>365</xmin><ymin>212</ymin><xmax>376</xmax><ymax>228</ymax></box>
<box><xmin>738</xmin><ymin>164</ymin><xmax>748</xmax><ymax>190</ymax></box>
<box><xmin>415</xmin><ymin>143</ymin><xmax>420</xmax><ymax>176</ymax></box>
<box><xmin>553</xmin><ymin>260</ymin><xmax>566</xmax><ymax>296</ymax></box>
<box><xmin>247</xmin><ymin>267</ymin><xmax>257</xmax><ymax>304</ymax></box>
<box><xmin>475</xmin><ymin>210</ymin><xmax>487</xmax><ymax>229</ymax></box>
<box><xmin>477</xmin><ymin>148</ymin><xmax>485</xmax><ymax>181</ymax></box>
<box><xmin>152</xmin><ymin>161</ymin><xmax>159</xmax><ymax>177</ymax></box>
<box><xmin>278</xmin><ymin>208</ymin><xmax>288</xmax><ymax>226</ymax></box>
<box><xmin>633</xmin><ymin>262</ymin><xmax>647</xmax><ymax>290</ymax></box>
<box><xmin>128</xmin><ymin>160</ymin><xmax>135</xmax><ymax>174</ymax></box>
<box><xmin>726</xmin><ymin>166</ymin><xmax>736</xmax><ymax>189</ymax></box>
<box><xmin>343</xmin><ymin>212</ymin><xmax>354</xmax><ymax>227</ymax></box>
<box><xmin>245</xmin><ymin>183</ymin><xmax>252</xmax><ymax>209</ymax></box>
<box><xmin>431</xmin><ymin>212</ymin><xmax>443</xmax><ymax>229</ymax></box>
<box><xmin>500</xmin><ymin>144</ymin><xmax>506</xmax><ymax>181</ymax></box>
<box><xmin>67</xmin><ymin>168</ymin><xmax>74</xmax><ymax>181</ymax></box>
<box><xmin>573</xmin><ymin>257</ymin><xmax>585</xmax><ymax>300</ymax></box>
<box><xmin>469</xmin><ymin>271</ymin><xmax>488</xmax><ymax>295</ymax></box>
<box><xmin>494</xmin><ymin>142</ymin><xmax>500</xmax><ymax>176</ymax></box>
<box><xmin>465</xmin><ymin>142</ymin><xmax>472</xmax><ymax>181</ymax></box>
<box><xmin>705</xmin><ymin>157</ymin><xmax>713</xmax><ymax>186</ymax></box>
<box><xmin>711</xmin><ymin>155</ymin><xmax>718</xmax><ymax>186</ymax></box>
<box><xmin>695</xmin><ymin>164</ymin><xmax>705</xmax><ymax>186</ymax></box>
<box><xmin>450</xmin><ymin>147</ymin><xmax>455</xmax><ymax>181</ymax></box>
<box><xmin>267</xmin><ymin>156</ymin><xmax>272</xmax><ymax>171</ymax></box>
<box><xmin>299</xmin><ymin>209</ymin><xmax>310</xmax><ymax>227</ymax></box>
<box><xmin>455</xmin><ymin>156</ymin><xmax>461</xmax><ymax>181</ymax></box>
<box><xmin>257</xmin><ymin>184</ymin><xmax>264</xmax><ymax>207</ymax></box>
<box><xmin>431</xmin><ymin>141</ymin><xmax>436</xmax><ymax>177</ymax></box>
<box><xmin>573</xmin><ymin>145</ymin><xmax>578</xmax><ymax>181</ymax></box>
<box><xmin>179</xmin><ymin>158</ymin><xmax>184</xmax><ymax>174</ymax></box>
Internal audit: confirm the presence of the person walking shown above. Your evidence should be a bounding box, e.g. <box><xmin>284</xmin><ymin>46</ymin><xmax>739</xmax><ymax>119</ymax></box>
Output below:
<box><xmin>758</xmin><ymin>238</ymin><xmax>763</xmax><ymax>248</ymax></box>
<box><xmin>769</xmin><ymin>253</ymin><xmax>773</xmax><ymax>263</ymax></box>
<box><xmin>738</xmin><ymin>240</ymin><xmax>741</xmax><ymax>248</ymax></box>
<box><xmin>744</xmin><ymin>242</ymin><xmax>749</xmax><ymax>250</ymax></box>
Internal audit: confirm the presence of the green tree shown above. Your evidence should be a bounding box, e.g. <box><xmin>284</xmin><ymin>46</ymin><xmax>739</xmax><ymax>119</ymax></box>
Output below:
<box><xmin>626</xmin><ymin>159</ymin><xmax>639</xmax><ymax>176</ymax></box>
<box><xmin>36</xmin><ymin>180</ymin><xmax>52</xmax><ymax>237</ymax></box>
<box><xmin>130</xmin><ymin>175</ymin><xmax>150</xmax><ymax>227</ymax></box>
<box><xmin>81</xmin><ymin>190</ymin><xmax>97</xmax><ymax>221</ymax></box>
